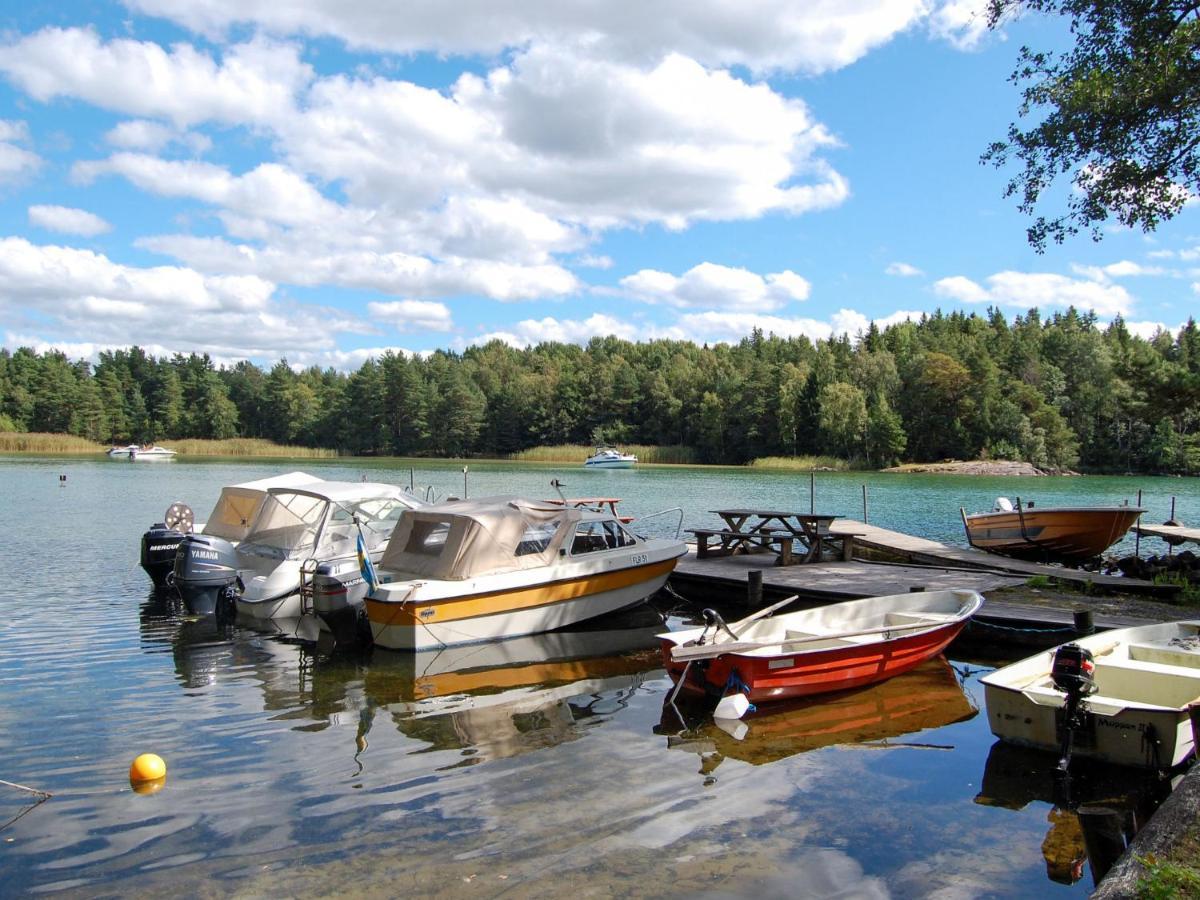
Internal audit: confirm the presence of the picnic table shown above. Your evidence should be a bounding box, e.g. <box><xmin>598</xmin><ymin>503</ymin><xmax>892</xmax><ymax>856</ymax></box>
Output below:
<box><xmin>687</xmin><ymin>509</ymin><xmax>857</xmax><ymax>565</ymax></box>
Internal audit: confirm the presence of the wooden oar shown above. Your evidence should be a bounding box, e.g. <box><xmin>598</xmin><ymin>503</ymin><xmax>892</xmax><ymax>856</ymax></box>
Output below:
<box><xmin>670</xmin><ymin>616</ymin><xmax>965</xmax><ymax>663</ymax></box>
<box><xmin>723</xmin><ymin>593</ymin><xmax>800</xmax><ymax>636</ymax></box>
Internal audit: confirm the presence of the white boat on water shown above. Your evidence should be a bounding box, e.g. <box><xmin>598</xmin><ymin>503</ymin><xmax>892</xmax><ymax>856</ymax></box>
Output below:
<box><xmin>365</xmin><ymin>496</ymin><xmax>686</xmax><ymax>650</ymax></box>
<box><xmin>140</xmin><ymin>471</ymin><xmax>320</xmax><ymax>588</ymax></box>
<box><xmin>108</xmin><ymin>444</ymin><xmax>177</xmax><ymax>460</ymax></box>
<box><xmin>583</xmin><ymin>446</ymin><xmax>637</xmax><ymax>469</ymax></box>
<box><xmin>173</xmin><ymin>480</ymin><xmax>424</xmax><ymax>620</ymax></box>
<box><xmin>981</xmin><ymin>620</ymin><xmax>1200</xmax><ymax>769</ymax></box>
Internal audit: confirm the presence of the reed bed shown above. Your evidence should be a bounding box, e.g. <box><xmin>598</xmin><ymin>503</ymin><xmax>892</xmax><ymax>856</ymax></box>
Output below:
<box><xmin>750</xmin><ymin>455</ymin><xmax>855</xmax><ymax>471</ymax></box>
<box><xmin>0</xmin><ymin>432</ymin><xmax>107</xmax><ymax>454</ymax></box>
<box><xmin>509</xmin><ymin>444</ymin><xmax>698</xmax><ymax>465</ymax></box>
<box><xmin>166</xmin><ymin>438</ymin><xmax>337</xmax><ymax>458</ymax></box>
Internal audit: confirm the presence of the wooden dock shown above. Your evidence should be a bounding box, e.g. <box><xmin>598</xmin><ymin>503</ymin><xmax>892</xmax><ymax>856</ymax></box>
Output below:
<box><xmin>830</xmin><ymin>519</ymin><xmax>1173</xmax><ymax>596</ymax></box>
<box><xmin>1134</xmin><ymin>523</ymin><xmax>1200</xmax><ymax>547</ymax></box>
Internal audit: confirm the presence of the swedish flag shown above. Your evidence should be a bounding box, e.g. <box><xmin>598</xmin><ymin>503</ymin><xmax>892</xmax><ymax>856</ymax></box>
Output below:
<box><xmin>356</xmin><ymin>528</ymin><xmax>380</xmax><ymax>594</ymax></box>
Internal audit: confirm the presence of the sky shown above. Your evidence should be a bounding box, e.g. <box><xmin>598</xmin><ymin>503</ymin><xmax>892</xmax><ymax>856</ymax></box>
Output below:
<box><xmin>0</xmin><ymin>1</ymin><xmax>1196</xmax><ymax>371</ymax></box>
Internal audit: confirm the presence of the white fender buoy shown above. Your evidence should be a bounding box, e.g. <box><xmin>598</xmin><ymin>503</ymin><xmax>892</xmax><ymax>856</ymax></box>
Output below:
<box><xmin>714</xmin><ymin>693</ymin><xmax>750</xmax><ymax>720</ymax></box>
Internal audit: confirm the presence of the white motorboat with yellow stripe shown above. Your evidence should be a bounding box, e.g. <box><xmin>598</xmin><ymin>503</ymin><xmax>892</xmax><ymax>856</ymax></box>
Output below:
<box><xmin>365</xmin><ymin>496</ymin><xmax>686</xmax><ymax>650</ymax></box>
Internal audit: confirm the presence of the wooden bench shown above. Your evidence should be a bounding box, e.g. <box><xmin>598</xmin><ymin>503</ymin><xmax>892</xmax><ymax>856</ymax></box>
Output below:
<box><xmin>687</xmin><ymin>528</ymin><xmax>800</xmax><ymax>565</ymax></box>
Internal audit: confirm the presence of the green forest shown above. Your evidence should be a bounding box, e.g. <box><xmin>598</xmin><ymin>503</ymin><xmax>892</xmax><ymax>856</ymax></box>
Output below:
<box><xmin>2</xmin><ymin>307</ymin><xmax>1199</xmax><ymax>474</ymax></box>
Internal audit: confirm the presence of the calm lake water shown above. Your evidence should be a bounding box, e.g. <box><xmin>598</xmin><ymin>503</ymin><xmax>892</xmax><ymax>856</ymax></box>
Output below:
<box><xmin>1</xmin><ymin>456</ymin><xmax>1196</xmax><ymax>897</ymax></box>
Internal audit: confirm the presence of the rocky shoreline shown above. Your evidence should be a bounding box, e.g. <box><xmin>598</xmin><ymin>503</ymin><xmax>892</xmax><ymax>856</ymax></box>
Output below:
<box><xmin>882</xmin><ymin>459</ymin><xmax>1076</xmax><ymax>476</ymax></box>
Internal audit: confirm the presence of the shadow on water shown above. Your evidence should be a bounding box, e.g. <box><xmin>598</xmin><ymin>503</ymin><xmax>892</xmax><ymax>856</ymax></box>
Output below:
<box><xmin>975</xmin><ymin>741</ymin><xmax>1180</xmax><ymax>889</ymax></box>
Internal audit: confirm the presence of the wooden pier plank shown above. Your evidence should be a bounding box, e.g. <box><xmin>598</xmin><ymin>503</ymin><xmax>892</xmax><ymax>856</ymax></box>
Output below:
<box><xmin>1134</xmin><ymin>523</ymin><xmax>1200</xmax><ymax>546</ymax></box>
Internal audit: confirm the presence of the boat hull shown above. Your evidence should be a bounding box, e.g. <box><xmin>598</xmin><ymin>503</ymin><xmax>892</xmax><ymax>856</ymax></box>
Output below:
<box><xmin>366</xmin><ymin>557</ymin><xmax>678</xmax><ymax>650</ymax></box>
<box><xmin>963</xmin><ymin>507</ymin><xmax>1143</xmax><ymax>562</ymax></box>
<box><xmin>980</xmin><ymin>620</ymin><xmax>1200</xmax><ymax>768</ymax></box>
<box><xmin>662</xmin><ymin>619</ymin><xmax>969</xmax><ymax>704</ymax></box>
<box><xmin>584</xmin><ymin>459</ymin><xmax>636</xmax><ymax>469</ymax></box>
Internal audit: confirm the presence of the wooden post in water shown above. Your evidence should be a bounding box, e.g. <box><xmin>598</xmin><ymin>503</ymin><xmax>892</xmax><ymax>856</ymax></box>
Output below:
<box><xmin>1073</xmin><ymin>609</ymin><xmax>1095</xmax><ymax>637</ymax></box>
<box><xmin>810</xmin><ymin>471</ymin><xmax>815</xmax><ymax>514</ymax></box>
<box><xmin>862</xmin><ymin>484</ymin><xmax>869</xmax><ymax>524</ymax></box>
<box><xmin>409</xmin><ymin>467</ymin><xmax>414</xmax><ymax>491</ymax></box>
<box><xmin>1135</xmin><ymin>489</ymin><xmax>1143</xmax><ymax>558</ymax></box>
<box><xmin>462</xmin><ymin>465</ymin><xmax>469</xmax><ymax>499</ymax></box>
<box><xmin>747</xmin><ymin>569</ymin><xmax>763</xmax><ymax>609</ymax></box>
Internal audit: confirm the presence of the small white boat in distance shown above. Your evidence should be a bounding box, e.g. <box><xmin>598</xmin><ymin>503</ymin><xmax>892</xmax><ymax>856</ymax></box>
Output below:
<box><xmin>108</xmin><ymin>443</ymin><xmax>177</xmax><ymax>460</ymax></box>
<box><xmin>981</xmin><ymin>620</ymin><xmax>1200</xmax><ymax>769</ymax></box>
<box><xmin>366</xmin><ymin>496</ymin><xmax>686</xmax><ymax>650</ymax></box>
<box><xmin>584</xmin><ymin>446</ymin><xmax>637</xmax><ymax>468</ymax></box>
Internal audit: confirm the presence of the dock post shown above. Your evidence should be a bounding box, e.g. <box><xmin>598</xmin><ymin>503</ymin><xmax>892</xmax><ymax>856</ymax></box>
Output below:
<box><xmin>463</xmin><ymin>465</ymin><xmax>468</xmax><ymax>499</ymax></box>
<box><xmin>1073</xmin><ymin>609</ymin><xmax>1094</xmax><ymax>637</ymax></box>
<box><xmin>1135</xmin><ymin>490</ymin><xmax>1142</xmax><ymax>558</ymax></box>
<box><xmin>810</xmin><ymin>471</ymin><xmax>815</xmax><ymax>514</ymax></box>
<box><xmin>747</xmin><ymin>570</ymin><xmax>763</xmax><ymax>609</ymax></box>
<box><xmin>1077</xmin><ymin>806</ymin><xmax>1128</xmax><ymax>885</ymax></box>
<box><xmin>862</xmin><ymin>484</ymin><xmax>868</xmax><ymax>524</ymax></box>
<box><xmin>410</xmin><ymin>467</ymin><xmax>414</xmax><ymax>491</ymax></box>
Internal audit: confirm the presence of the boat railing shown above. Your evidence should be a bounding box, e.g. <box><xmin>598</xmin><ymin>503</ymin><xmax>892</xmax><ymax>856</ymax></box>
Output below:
<box><xmin>634</xmin><ymin>506</ymin><xmax>684</xmax><ymax>540</ymax></box>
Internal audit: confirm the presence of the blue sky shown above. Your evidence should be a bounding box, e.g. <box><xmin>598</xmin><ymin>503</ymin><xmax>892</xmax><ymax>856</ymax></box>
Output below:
<box><xmin>0</xmin><ymin>1</ymin><xmax>1194</xmax><ymax>370</ymax></box>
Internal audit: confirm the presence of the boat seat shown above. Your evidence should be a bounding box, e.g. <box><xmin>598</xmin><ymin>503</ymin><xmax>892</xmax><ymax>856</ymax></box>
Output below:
<box><xmin>782</xmin><ymin>630</ymin><xmax>858</xmax><ymax>650</ymax></box>
<box><xmin>884</xmin><ymin>612</ymin><xmax>959</xmax><ymax>626</ymax></box>
<box><xmin>1126</xmin><ymin>643</ymin><xmax>1200</xmax><ymax>669</ymax></box>
<box><xmin>1091</xmin><ymin>659</ymin><xmax>1200</xmax><ymax>706</ymax></box>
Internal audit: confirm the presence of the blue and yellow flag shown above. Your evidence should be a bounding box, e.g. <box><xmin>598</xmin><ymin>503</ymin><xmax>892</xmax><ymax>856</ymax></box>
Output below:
<box><xmin>356</xmin><ymin>528</ymin><xmax>380</xmax><ymax>594</ymax></box>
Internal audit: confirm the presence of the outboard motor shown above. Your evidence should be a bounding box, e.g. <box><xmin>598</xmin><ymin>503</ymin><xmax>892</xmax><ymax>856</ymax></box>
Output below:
<box><xmin>139</xmin><ymin>502</ymin><xmax>194</xmax><ymax>586</ymax></box>
<box><xmin>173</xmin><ymin>534</ymin><xmax>241</xmax><ymax>617</ymax></box>
<box><xmin>1051</xmin><ymin>643</ymin><xmax>1097</xmax><ymax>773</ymax></box>
<box><xmin>140</xmin><ymin>523</ymin><xmax>188</xmax><ymax>586</ymax></box>
<box><xmin>312</xmin><ymin>564</ymin><xmax>372</xmax><ymax>649</ymax></box>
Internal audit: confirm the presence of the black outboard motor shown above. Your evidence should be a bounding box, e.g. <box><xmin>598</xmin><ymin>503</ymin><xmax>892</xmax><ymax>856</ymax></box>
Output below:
<box><xmin>173</xmin><ymin>534</ymin><xmax>241</xmax><ymax>616</ymax></box>
<box><xmin>140</xmin><ymin>523</ymin><xmax>187</xmax><ymax>586</ymax></box>
<box><xmin>140</xmin><ymin>501</ymin><xmax>195</xmax><ymax>586</ymax></box>
<box><xmin>1051</xmin><ymin>643</ymin><xmax>1097</xmax><ymax>773</ymax></box>
<box><xmin>312</xmin><ymin>564</ymin><xmax>371</xmax><ymax>649</ymax></box>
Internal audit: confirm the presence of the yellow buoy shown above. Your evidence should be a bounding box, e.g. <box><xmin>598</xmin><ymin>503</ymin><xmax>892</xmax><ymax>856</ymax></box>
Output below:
<box><xmin>129</xmin><ymin>753</ymin><xmax>167</xmax><ymax>787</ymax></box>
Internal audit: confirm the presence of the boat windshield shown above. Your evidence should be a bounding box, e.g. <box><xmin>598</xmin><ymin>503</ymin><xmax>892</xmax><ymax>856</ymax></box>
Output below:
<box><xmin>238</xmin><ymin>492</ymin><xmax>329</xmax><ymax>560</ymax></box>
<box><xmin>323</xmin><ymin>498</ymin><xmax>413</xmax><ymax>557</ymax></box>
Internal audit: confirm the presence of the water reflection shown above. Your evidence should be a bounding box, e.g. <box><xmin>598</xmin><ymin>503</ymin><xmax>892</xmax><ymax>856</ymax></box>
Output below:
<box><xmin>658</xmin><ymin>657</ymin><xmax>978</xmax><ymax>774</ymax></box>
<box><xmin>975</xmin><ymin>741</ymin><xmax>1176</xmax><ymax>887</ymax></box>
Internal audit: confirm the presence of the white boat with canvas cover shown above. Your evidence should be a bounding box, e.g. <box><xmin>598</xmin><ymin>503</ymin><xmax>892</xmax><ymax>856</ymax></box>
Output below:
<box><xmin>981</xmin><ymin>620</ymin><xmax>1200</xmax><ymax>768</ymax></box>
<box><xmin>365</xmin><ymin>496</ymin><xmax>686</xmax><ymax>650</ymax></box>
<box><xmin>232</xmin><ymin>481</ymin><xmax>424</xmax><ymax>621</ymax></box>
<box><xmin>141</xmin><ymin>471</ymin><xmax>321</xmax><ymax>587</ymax></box>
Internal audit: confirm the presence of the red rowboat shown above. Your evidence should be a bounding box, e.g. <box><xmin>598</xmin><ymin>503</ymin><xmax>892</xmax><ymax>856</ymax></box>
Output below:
<box><xmin>659</xmin><ymin>589</ymin><xmax>983</xmax><ymax>707</ymax></box>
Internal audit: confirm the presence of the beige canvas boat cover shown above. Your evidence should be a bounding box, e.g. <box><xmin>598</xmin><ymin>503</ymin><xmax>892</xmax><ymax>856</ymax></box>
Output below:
<box><xmin>379</xmin><ymin>496</ymin><xmax>582</xmax><ymax>580</ymax></box>
<box><xmin>203</xmin><ymin>471</ymin><xmax>320</xmax><ymax>541</ymax></box>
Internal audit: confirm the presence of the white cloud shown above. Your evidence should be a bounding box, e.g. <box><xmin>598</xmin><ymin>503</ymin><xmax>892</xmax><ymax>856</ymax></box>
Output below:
<box><xmin>926</xmin><ymin>0</ymin><xmax>991</xmax><ymax>51</ymax></box>
<box><xmin>367</xmin><ymin>299</ymin><xmax>454</xmax><ymax>333</ymax></box>
<box><xmin>1071</xmin><ymin>260</ymin><xmax>1166</xmax><ymax>281</ymax></box>
<box><xmin>621</xmin><ymin>262</ymin><xmax>810</xmax><ymax>311</ymax></box>
<box><xmin>468</xmin><ymin>313</ymin><xmax>646</xmax><ymax>348</ymax></box>
<box><xmin>123</xmin><ymin>0</ymin><xmax>933</xmax><ymax>75</ymax></box>
<box><xmin>0</xmin><ymin>237</ymin><xmax>366</xmax><ymax>359</ymax></box>
<box><xmin>1125</xmin><ymin>320</ymin><xmax>1180</xmax><ymax>341</ymax></box>
<box><xmin>0</xmin><ymin>118</ymin><xmax>41</xmax><ymax>183</ymax></box>
<box><xmin>885</xmin><ymin>261</ymin><xmax>923</xmax><ymax>277</ymax></box>
<box><xmin>934</xmin><ymin>270</ymin><xmax>1133</xmax><ymax>317</ymax></box>
<box><xmin>105</xmin><ymin>119</ymin><xmax>212</xmax><ymax>154</ymax></box>
<box><xmin>28</xmin><ymin>204</ymin><xmax>112</xmax><ymax>237</ymax></box>
<box><xmin>0</xmin><ymin>29</ymin><xmax>312</xmax><ymax>128</ymax></box>
<box><xmin>675</xmin><ymin>310</ymin><xmax>832</xmax><ymax>344</ymax></box>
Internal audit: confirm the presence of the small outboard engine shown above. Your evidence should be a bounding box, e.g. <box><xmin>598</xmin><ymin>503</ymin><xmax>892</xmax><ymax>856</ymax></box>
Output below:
<box><xmin>1051</xmin><ymin>643</ymin><xmax>1097</xmax><ymax>773</ymax></box>
<box><xmin>173</xmin><ymin>534</ymin><xmax>241</xmax><ymax>616</ymax></box>
<box><xmin>139</xmin><ymin>502</ymin><xmax>195</xmax><ymax>586</ymax></box>
<box><xmin>1051</xmin><ymin>643</ymin><xmax>1097</xmax><ymax>697</ymax></box>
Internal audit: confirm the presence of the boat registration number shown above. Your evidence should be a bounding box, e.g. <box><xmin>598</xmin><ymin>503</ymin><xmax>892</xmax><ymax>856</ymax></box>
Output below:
<box><xmin>631</xmin><ymin>553</ymin><xmax>647</xmax><ymax>565</ymax></box>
